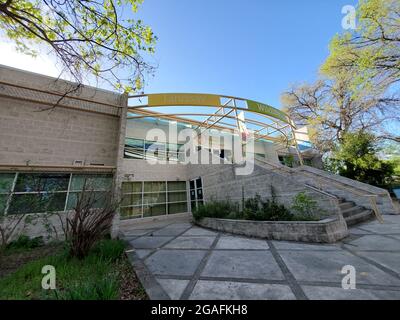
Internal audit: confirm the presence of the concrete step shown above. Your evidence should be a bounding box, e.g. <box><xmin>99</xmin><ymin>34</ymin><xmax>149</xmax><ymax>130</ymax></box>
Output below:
<box><xmin>341</xmin><ymin>206</ymin><xmax>365</xmax><ymax>218</ymax></box>
<box><xmin>345</xmin><ymin>210</ymin><xmax>374</xmax><ymax>226</ymax></box>
<box><xmin>339</xmin><ymin>201</ymin><xmax>355</xmax><ymax>211</ymax></box>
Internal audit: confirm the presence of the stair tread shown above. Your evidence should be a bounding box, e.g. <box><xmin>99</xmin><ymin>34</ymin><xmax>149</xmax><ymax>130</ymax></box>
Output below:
<box><xmin>344</xmin><ymin>210</ymin><xmax>373</xmax><ymax>221</ymax></box>
<box><xmin>341</xmin><ymin>205</ymin><xmax>364</xmax><ymax>213</ymax></box>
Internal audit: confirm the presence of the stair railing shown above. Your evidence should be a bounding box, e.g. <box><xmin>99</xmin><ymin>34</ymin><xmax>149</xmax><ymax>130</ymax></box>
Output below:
<box><xmin>254</xmin><ymin>157</ymin><xmax>384</xmax><ymax>223</ymax></box>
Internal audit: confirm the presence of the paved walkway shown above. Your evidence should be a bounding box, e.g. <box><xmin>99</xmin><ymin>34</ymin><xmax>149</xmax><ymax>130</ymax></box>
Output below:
<box><xmin>121</xmin><ymin>214</ymin><xmax>400</xmax><ymax>300</ymax></box>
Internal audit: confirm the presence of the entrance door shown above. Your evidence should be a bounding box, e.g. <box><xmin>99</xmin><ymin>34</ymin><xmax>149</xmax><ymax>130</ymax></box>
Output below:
<box><xmin>189</xmin><ymin>177</ymin><xmax>203</xmax><ymax>211</ymax></box>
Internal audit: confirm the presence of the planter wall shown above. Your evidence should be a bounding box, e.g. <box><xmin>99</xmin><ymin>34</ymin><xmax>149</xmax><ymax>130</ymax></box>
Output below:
<box><xmin>196</xmin><ymin>216</ymin><xmax>348</xmax><ymax>243</ymax></box>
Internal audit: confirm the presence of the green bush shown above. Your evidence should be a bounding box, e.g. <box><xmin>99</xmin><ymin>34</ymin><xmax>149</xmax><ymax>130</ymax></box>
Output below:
<box><xmin>242</xmin><ymin>195</ymin><xmax>293</xmax><ymax>221</ymax></box>
<box><xmin>192</xmin><ymin>195</ymin><xmax>314</xmax><ymax>222</ymax></box>
<box><xmin>192</xmin><ymin>200</ymin><xmax>239</xmax><ymax>221</ymax></box>
<box><xmin>291</xmin><ymin>192</ymin><xmax>318</xmax><ymax>219</ymax></box>
<box><xmin>6</xmin><ymin>235</ymin><xmax>44</xmax><ymax>251</ymax></box>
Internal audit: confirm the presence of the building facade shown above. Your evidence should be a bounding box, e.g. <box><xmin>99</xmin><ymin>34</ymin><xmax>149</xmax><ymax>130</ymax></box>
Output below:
<box><xmin>1</xmin><ymin>65</ymin><xmax>396</xmax><ymax>239</ymax></box>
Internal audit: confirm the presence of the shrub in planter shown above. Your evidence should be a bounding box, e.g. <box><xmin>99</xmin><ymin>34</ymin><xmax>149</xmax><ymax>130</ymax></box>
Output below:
<box><xmin>291</xmin><ymin>192</ymin><xmax>318</xmax><ymax>220</ymax></box>
<box><xmin>192</xmin><ymin>200</ymin><xmax>239</xmax><ymax>221</ymax></box>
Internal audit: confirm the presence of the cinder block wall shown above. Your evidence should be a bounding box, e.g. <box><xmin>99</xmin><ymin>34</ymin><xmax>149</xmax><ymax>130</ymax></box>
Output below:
<box><xmin>0</xmin><ymin>65</ymin><xmax>122</xmax><ymax>167</ymax></box>
<box><xmin>188</xmin><ymin>161</ymin><xmax>338</xmax><ymax>218</ymax></box>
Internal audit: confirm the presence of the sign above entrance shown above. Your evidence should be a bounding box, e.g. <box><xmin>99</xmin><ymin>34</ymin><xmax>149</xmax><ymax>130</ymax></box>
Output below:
<box><xmin>145</xmin><ymin>93</ymin><xmax>289</xmax><ymax>124</ymax></box>
<box><xmin>148</xmin><ymin>93</ymin><xmax>221</xmax><ymax>107</ymax></box>
<box><xmin>246</xmin><ymin>100</ymin><xmax>289</xmax><ymax>124</ymax></box>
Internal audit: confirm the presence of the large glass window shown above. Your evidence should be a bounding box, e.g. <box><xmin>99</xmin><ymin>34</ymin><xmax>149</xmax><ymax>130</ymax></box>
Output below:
<box><xmin>120</xmin><ymin>181</ymin><xmax>188</xmax><ymax>219</ymax></box>
<box><xmin>0</xmin><ymin>172</ymin><xmax>112</xmax><ymax>215</ymax></box>
<box><xmin>124</xmin><ymin>137</ymin><xmax>185</xmax><ymax>163</ymax></box>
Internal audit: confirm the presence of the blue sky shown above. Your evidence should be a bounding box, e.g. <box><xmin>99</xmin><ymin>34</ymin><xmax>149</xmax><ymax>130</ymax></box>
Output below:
<box><xmin>134</xmin><ymin>0</ymin><xmax>358</xmax><ymax>108</ymax></box>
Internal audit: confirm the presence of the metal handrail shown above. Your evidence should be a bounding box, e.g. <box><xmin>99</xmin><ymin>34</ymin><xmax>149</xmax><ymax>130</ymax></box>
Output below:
<box><xmin>253</xmin><ymin>158</ymin><xmax>342</xmax><ymax>218</ymax></box>
<box><xmin>254</xmin><ymin>157</ymin><xmax>384</xmax><ymax>223</ymax></box>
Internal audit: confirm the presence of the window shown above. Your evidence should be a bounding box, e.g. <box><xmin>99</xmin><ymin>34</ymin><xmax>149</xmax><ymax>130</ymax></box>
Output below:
<box><xmin>124</xmin><ymin>137</ymin><xmax>186</xmax><ymax>163</ymax></box>
<box><xmin>66</xmin><ymin>174</ymin><xmax>113</xmax><ymax>210</ymax></box>
<box><xmin>9</xmin><ymin>173</ymin><xmax>70</xmax><ymax>214</ymax></box>
<box><xmin>120</xmin><ymin>181</ymin><xmax>188</xmax><ymax>219</ymax></box>
<box><xmin>0</xmin><ymin>172</ymin><xmax>113</xmax><ymax>215</ymax></box>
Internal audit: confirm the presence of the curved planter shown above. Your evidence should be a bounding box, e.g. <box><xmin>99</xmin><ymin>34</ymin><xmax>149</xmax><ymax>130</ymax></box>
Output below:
<box><xmin>195</xmin><ymin>216</ymin><xmax>348</xmax><ymax>243</ymax></box>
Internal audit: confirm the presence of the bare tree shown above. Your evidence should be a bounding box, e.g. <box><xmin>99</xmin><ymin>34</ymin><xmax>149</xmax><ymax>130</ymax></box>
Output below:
<box><xmin>281</xmin><ymin>76</ymin><xmax>399</xmax><ymax>151</ymax></box>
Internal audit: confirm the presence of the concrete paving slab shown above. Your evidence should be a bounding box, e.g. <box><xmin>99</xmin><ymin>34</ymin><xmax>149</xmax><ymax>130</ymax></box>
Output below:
<box><xmin>181</xmin><ymin>227</ymin><xmax>217</xmax><ymax>236</ymax></box>
<box><xmin>190</xmin><ymin>280</ymin><xmax>295</xmax><ymax>300</ymax></box>
<box><xmin>279</xmin><ymin>250</ymin><xmax>400</xmax><ymax>286</ymax></box>
<box><xmin>355</xmin><ymin>251</ymin><xmax>400</xmax><ymax>274</ymax></box>
<box><xmin>129</xmin><ymin>236</ymin><xmax>174</xmax><ymax>249</ymax></box>
<box><xmin>156</xmin><ymin>279</ymin><xmax>190</xmax><ymax>300</ymax></box>
<box><xmin>381</xmin><ymin>215</ymin><xmax>400</xmax><ymax>223</ymax></box>
<box><xmin>216</xmin><ymin>236</ymin><xmax>269</xmax><ymax>250</ymax></box>
<box><xmin>348</xmin><ymin>228</ymin><xmax>372</xmax><ymax>235</ymax></box>
<box><xmin>151</xmin><ymin>227</ymin><xmax>191</xmax><ymax>236</ymax></box>
<box><xmin>202</xmin><ymin>250</ymin><xmax>284</xmax><ymax>280</ymax></box>
<box><xmin>344</xmin><ymin>235</ymin><xmax>400</xmax><ymax>251</ymax></box>
<box><xmin>145</xmin><ymin>249</ymin><xmax>206</xmax><ymax>276</ymax></box>
<box><xmin>358</xmin><ymin>223</ymin><xmax>400</xmax><ymax>235</ymax></box>
<box><xmin>133</xmin><ymin>249</ymin><xmax>153</xmax><ymax>259</ymax></box>
<box><xmin>123</xmin><ymin>215</ymin><xmax>400</xmax><ymax>300</ymax></box>
<box><xmin>302</xmin><ymin>286</ymin><xmax>380</xmax><ymax>300</ymax></box>
<box><xmin>122</xmin><ymin>229</ymin><xmax>156</xmax><ymax>237</ymax></box>
<box><xmin>165</xmin><ymin>236</ymin><xmax>216</xmax><ymax>249</ymax></box>
<box><xmin>272</xmin><ymin>241</ymin><xmax>340</xmax><ymax>251</ymax></box>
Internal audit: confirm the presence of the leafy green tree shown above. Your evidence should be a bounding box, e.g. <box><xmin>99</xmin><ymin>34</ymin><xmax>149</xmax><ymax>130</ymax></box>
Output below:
<box><xmin>321</xmin><ymin>0</ymin><xmax>399</xmax><ymax>143</ymax></box>
<box><xmin>0</xmin><ymin>0</ymin><xmax>156</xmax><ymax>93</ymax></box>
<box><xmin>322</xmin><ymin>0</ymin><xmax>399</xmax><ymax>91</ymax></box>
<box><xmin>325</xmin><ymin>130</ymin><xmax>394</xmax><ymax>188</ymax></box>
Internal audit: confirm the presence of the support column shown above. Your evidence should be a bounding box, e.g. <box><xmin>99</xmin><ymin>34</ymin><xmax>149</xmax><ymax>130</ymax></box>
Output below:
<box><xmin>111</xmin><ymin>94</ymin><xmax>128</xmax><ymax>238</ymax></box>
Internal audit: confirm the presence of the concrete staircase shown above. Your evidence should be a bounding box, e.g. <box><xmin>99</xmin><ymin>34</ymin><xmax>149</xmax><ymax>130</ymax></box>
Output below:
<box><xmin>253</xmin><ymin>158</ymin><xmax>398</xmax><ymax>227</ymax></box>
<box><xmin>338</xmin><ymin>199</ymin><xmax>374</xmax><ymax>227</ymax></box>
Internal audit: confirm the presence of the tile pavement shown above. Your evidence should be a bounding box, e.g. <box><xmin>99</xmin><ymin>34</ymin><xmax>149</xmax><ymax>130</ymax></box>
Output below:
<box><xmin>122</xmin><ymin>214</ymin><xmax>400</xmax><ymax>300</ymax></box>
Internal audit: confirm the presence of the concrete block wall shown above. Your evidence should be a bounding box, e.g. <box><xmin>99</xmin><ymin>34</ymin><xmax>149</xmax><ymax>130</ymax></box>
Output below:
<box><xmin>188</xmin><ymin>161</ymin><xmax>338</xmax><ymax>218</ymax></box>
<box><xmin>0</xmin><ymin>65</ymin><xmax>122</xmax><ymax>167</ymax></box>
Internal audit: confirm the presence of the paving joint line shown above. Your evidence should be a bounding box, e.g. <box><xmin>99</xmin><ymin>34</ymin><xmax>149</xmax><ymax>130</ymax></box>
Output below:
<box><xmin>341</xmin><ymin>244</ymin><xmax>400</xmax><ymax>281</ymax></box>
<box><xmin>180</xmin><ymin>234</ymin><xmax>221</xmax><ymax>300</ymax></box>
<box><xmin>267</xmin><ymin>240</ymin><xmax>308</xmax><ymax>300</ymax></box>
<box><xmin>140</xmin><ymin>225</ymin><xmax>196</xmax><ymax>261</ymax></box>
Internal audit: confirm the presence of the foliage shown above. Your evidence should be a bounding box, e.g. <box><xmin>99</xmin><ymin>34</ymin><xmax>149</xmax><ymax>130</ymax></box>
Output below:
<box><xmin>192</xmin><ymin>200</ymin><xmax>239</xmax><ymax>221</ymax></box>
<box><xmin>281</xmin><ymin>76</ymin><xmax>397</xmax><ymax>151</ymax></box>
<box><xmin>291</xmin><ymin>192</ymin><xmax>318</xmax><ymax>219</ymax></box>
<box><xmin>0</xmin><ymin>0</ymin><xmax>156</xmax><ymax>93</ymax></box>
<box><xmin>192</xmin><ymin>195</ymin><xmax>318</xmax><ymax>222</ymax></box>
<box><xmin>242</xmin><ymin>195</ymin><xmax>294</xmax><ymax>221</ymax></box>
<box><xmin>325</xmin><ymin>130</ymin><xmax>394</xmax><ymax>188</ymax></box>
<box><xmin>320</xmin><ymin>0</ymin><xmax>400</xmax><ymax>144</ymax></box>
<box><xmin>282</xmin><ymin>0</ymin><xmax>399</xmax><ymax>148</ymax></box>
<box><xmin>321</xmin><ymin>0</ymin><xmax>400</xmax><ymax>95</ymax></box>
<box><xmin>6</xmin><ymin>235</ymin><xmax>44</xmax><ymax>251</ymax></box>
<box><xmin>0</xmin><ymin>239</ymin><xmax>126</xmax><ymax>300</ymax></box>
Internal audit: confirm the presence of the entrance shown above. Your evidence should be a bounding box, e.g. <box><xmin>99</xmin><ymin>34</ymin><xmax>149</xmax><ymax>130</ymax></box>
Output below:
<box><xmin>189</xmin><ymin>177</ymin><xmax>203</xmax><ymax>211</ymax></box>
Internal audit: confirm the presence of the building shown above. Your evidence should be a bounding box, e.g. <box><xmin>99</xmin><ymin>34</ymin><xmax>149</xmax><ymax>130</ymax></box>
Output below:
<box><xmin>0</xmin><ymin>65</ymin><xmax>397</xmax><ymax>239</ymax></box>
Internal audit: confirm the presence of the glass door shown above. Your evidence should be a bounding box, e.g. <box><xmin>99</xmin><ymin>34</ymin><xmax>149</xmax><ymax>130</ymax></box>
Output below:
<box><xmin>189</xmin><ymin>177</ymin><xmax>203</xmax><ymax>211</ymax></box>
